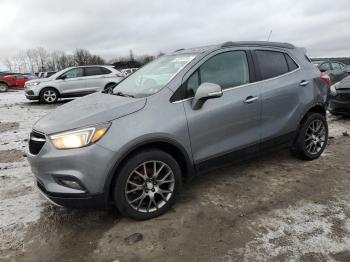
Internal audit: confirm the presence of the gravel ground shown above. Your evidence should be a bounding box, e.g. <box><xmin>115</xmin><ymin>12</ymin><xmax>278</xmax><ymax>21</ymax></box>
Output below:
<box><xmin>1</xmin><ymin>90</ymin><xmax>350</xmax><ymax>262</ymax></box>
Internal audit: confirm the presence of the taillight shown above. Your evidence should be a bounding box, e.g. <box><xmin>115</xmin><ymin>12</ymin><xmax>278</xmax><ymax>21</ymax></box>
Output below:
<box><xmin>320</xmin><ymin>72</ymin><xmax>331</xmax><ymax>87</ymax></box>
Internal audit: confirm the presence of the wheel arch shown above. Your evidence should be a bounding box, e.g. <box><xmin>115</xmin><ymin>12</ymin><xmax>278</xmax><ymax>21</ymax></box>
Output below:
<box><xmin>300</xmin><ymin>103</ymin><xmax>326</xmax><ymax>124</ymax></box>
<box><xmin>104</xmin><ymin>138</ymin><xmax>195</xmax><ymax>204</ymax></box>
<box><xmin>104</xmin><ymin>82</ymin><xmax>116</xmax><ymax>89</ymax></box>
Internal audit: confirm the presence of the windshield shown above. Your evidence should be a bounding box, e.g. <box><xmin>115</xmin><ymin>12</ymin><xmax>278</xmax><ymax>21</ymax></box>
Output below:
<box><xmin>113</xmin><ymin>54</ymin><xmax>196</xmax><ymax>98</ymax></box>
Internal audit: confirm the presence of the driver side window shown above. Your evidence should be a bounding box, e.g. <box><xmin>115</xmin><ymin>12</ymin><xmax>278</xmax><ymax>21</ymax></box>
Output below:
<box><xmin>61</xmin><ymin>68</ymin><xmax>83</xmax><ymax>79</ymax></box>
<box><xmin>185</xmin><ymin>51</ymin><xmax>250</xmax><ymax>98</ymax></box>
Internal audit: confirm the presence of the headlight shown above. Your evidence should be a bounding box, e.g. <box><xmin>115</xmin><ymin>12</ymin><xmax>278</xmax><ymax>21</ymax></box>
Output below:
<box><xmin>25</xmin><ymin>82</ymin><xmax>40</xmax><ymax>87</ymax></box>
<box><xmin>330</xmin><ymin>85</ymin><xmax>337</xmax><ymax>96</ymax></box>
<box><xmin>50</xmin><ymin>123</ymin><xmax>110</xmax><ymax>149</ymax></box>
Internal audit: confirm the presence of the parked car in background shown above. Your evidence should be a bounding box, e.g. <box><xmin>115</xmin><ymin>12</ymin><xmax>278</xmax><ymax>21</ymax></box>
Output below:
<box><xmin>313</xmin><ymin>60</ymin><xmax>350</xmax><ymax>84</ymax></box>
<box><xmin>0</xmin><ymin>74</ymin><xmax>36</xmax><ymax>92</ymax></box>
<box><xmin>43</xmin><ymin>71</ymin><xmax>57</xmax><ymax>78</ymax></box>
<box><xmin>37</xmin><ymin>71</ymin><xmax>57</xmax><ymax>78</ymax></box>
<box><xmin>121</xmin><ymin>68</ymin><xmax>138</xmax><ymax>76</ymax></box>
<box><xmin>25</xmin><ymin>65</ymin><xmax>124</xmax><ymax>103</ymax></box>
<box><xmin>328</xmin><ymin>75</ymin><xmax>350</xmax><ymax>115</ymax></box>
<box><xmin>27</xmin><ymin>41</ymin><xmax>328</xmax><ymax>220</ymax></box>
<box><xmin>0</xmin><ymin>71</ymin><xmax>13</xmax><ymax>76</ymax></box>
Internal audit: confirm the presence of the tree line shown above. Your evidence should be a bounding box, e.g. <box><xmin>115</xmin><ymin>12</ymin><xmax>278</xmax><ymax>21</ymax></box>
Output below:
<box><xmin>3</xmin><ymin>48</ymin><xmax>160</xmax><ymax>73</ymax></box>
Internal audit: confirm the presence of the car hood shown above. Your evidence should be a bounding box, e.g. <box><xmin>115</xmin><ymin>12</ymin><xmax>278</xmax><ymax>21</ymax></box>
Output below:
<box><xmin>26</xmin><ymin>78</ymin><xmax>52</xmax><ymax>84</ymax></box>
<box><xmin>335</xmin><ymin>76</ymin><xmax>350</xmax><ymax>90</ymax></box>
<box><xmin>34</xmin><ymin>92</ymin><xmax>146</xmax><ymax>134</ymax></box>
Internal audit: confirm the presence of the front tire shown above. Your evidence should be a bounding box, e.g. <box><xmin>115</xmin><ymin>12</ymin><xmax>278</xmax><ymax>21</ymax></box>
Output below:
<box><xmin>113</xmin><ymin>149</ymin><xmax>182</xmax><ymax>220</ymax></box>
<box><xmin>291</xmin><ymin>113</ymin><xmax>328</xmax><ymax>160</ymax></box>
<box><xmin>40</xmin><ymin>88</ymin><xmax>59</xmax><ymax>104</ymax></box>
<box><xmin>104</xmin><ymin>83</ymin><xmax>115</xmax><ymax>94</ymax></box>
<box><xmin>0</xmin><ymin>83</ymin><xmax>8</xmax><ymax>92</ymax></box>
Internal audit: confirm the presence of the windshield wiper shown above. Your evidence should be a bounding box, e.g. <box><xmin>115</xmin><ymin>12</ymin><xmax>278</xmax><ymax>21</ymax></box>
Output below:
<box><xmin>113</xmin><ymin>91</ymin><xmax>135</xmax><ymax>98</ymax></box>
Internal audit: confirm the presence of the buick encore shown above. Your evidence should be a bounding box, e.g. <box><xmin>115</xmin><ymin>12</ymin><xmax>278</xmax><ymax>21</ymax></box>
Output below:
<box><xmin>25</xmin><ymin>65</ymin><xmax>124</xmax><ymax>103</ymax></box>
<box><xmin>27</xmin><ymin>41</ymin><xmax>329</xmax><ymax>220</ymax></box>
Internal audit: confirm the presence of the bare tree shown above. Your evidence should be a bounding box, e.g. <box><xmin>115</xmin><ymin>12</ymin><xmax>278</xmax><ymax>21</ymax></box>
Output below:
<box><xmin>3</xmin><ymin>57</ymin><xmax>13</xmax><ymax>71</ymax></box>
<box><xmin>3</xmin><ymin>47</ymin><xmax>158</xmax><ymax>73</ymax></box>
<box><xmin>36</xmin><ymin>47</ymin><xmax>48</xmax><ymax>72</ymax></box>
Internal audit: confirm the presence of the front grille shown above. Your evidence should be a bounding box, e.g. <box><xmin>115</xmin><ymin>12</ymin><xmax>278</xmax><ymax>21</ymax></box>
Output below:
<box><xmin>336</xmin><ymin>94</ymin><xmax>350</xmax><ymax>102</ymax></box>
<box><xmin>29</xmin><ymin>130</ymin><xmax>46</xmax><ymax>155</ymax></box>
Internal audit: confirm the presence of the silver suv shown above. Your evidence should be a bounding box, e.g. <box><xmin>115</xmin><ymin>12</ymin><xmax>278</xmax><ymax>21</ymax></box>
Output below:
<box><xmin>27</xmin><ymin>41</ymin><xmax>329</xmax><ymax>220</ymax></box>
<box><xmin>25</xmin><ymin>65</ymin><xmax>124</xmax><ymax>103</ymax></box>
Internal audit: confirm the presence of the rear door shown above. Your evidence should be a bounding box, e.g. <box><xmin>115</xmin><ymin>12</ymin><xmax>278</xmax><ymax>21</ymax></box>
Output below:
<box><xmin>253</xmin><ymin>49</ymin><xmax>304</xmax><ymax>149</ymax></box>
<box><xmin>83</xmin><ymin>66</ymin><xmax>111</xmax><ymax>92</ymax></box>
<box><xmin>182</xmin><ymin>50</ymin><xmax>261</xmax><ymax>170</ymax></box>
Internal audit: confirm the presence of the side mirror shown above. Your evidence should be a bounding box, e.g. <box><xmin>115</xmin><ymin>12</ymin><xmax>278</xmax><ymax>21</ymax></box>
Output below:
<box><xmin>58</xmin><ymin>75</ymin><xmax>67</xmax><ymax>80</ymax></box>
<box><xmin>192</xmin><ymin>82</ymin><xmax>223</xmax><ymax>110</ymax></box>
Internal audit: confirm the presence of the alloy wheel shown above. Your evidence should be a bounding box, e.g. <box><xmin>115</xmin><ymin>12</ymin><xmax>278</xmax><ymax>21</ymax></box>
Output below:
<box><xmin>125</xmin><ymin>160</ymin><xmax>175</xmax><ymax>213</ymax></box>
<box><xmin>43</xmin><ymin>90</ymin><xmax>57</xmax><ymax>103</ymax></box>
<box><xmin>105</xmin><ymin>86</ymin><xmax>114</xmax><ymax>94</ymax></box>
<box><xmin>305</xmin><ymin>119</ymin><xmax>326</xmax><ymax>155</ymax></box>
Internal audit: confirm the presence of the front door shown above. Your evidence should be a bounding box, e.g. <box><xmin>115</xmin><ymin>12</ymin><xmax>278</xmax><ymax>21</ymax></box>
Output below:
<box><xmin>182</xmin><ymin>50</ymin><xmax>261</xmax><ymax>171</ymax></box>
<box><xmin>56</xmin><ymin>67</ymin><xmax>85</xmax><ymax>96</ymax></box>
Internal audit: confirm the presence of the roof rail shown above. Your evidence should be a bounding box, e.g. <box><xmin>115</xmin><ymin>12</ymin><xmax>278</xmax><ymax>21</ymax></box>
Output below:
<box><xmin>221</xmin><ymin>41</ymin><xmax>295</xmax><ymax>49</ymax></box>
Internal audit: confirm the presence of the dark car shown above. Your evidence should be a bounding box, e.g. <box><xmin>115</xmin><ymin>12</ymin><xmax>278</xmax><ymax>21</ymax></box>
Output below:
<box><xmin>313</xmin><ymin>61</ymin><xmax>350</xmax><ymax>84</ymax></box>
<box><xmin>328</xmin><ymin>75</ymin><xmax>350</xmax><ymax>115</ymax></box>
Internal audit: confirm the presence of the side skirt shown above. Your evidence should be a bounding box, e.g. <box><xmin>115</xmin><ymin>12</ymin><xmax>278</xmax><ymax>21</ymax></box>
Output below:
<box><xmin>194</xmin><ymin>131</ymin><xmax>296</xmax><ymax>174</ymax></box>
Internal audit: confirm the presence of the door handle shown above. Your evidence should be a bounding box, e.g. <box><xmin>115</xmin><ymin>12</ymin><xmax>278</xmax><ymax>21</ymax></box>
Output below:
<box><xmin>244</xmin><ymin>96</ymin><xmax>259</xmax><ymax>104</ymax></box>
<box><xmin>299</xmin><ymin>80</ymin><xmax>310</xmax><ymax>86</ymax></box>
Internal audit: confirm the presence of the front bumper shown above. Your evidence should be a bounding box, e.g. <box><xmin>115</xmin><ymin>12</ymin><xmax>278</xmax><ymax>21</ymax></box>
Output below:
<box><xmin>25</xmin><ymin>94</ymin><xmax>39</xmax><ymax>100</ymax></box>
<box><xmin>328</xmin><ymin>97</ymin><xmax>350</xmax><ymax>115</ymax></box>
<box><xmin>27</xmin><ymin>134</ymin><xmax>118</xmax><ymax>209</ymax></box>
<box><xmin>36</xmin><ymin>181</ymin><xmax>106</xmax><ymax>208</ymax></box>
<box><xmin>25</xmin><ymin>87</ymin><xmax>40</xmax><ymax>100</ymax></box>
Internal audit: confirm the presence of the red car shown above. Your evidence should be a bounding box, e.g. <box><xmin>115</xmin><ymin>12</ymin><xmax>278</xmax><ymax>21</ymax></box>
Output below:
<box><xmin>0</xmin><ymin>74</ymin><xmax>35</xmax><ymax>92</ymax></box>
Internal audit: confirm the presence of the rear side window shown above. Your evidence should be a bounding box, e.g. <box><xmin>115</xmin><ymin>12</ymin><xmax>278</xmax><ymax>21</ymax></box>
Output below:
<box><xmin>101</xmin><ymin>67</ymin><xmax>112</xmax><ymax>74</ymax></box>
<box><xmin>84</xmin><ymin>67</ymin><xmax>104</xmax><ymax>76</ymax></box>
<box><xmin>331</xmin><ymin>62</ymin><xmax>344</xmax><ymax>70</ymax></box>
<box><xmin>255</xmin><ymin>50</ymin><xmax>288</xmax><ymax>80</ymax></box>
<box><xmin>285</xmin><ymin>54</ymin><xmax>299</xmax><ymax>71</ymax></box>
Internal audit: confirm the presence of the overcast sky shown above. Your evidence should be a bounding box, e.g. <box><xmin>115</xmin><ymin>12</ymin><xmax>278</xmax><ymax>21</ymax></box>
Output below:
<box><xmin>1</xmin><ymin>0</ymin><xmax>350</xmax><ymax>69</ymax></box>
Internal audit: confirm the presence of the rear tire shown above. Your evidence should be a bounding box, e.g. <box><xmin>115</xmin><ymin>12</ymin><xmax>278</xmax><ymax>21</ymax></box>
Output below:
<box><xmin>291</xmin><ymin>113</ymin><xmax>328</xmax><ymax>160</ymax></box>
<box><xmin>40</xmin><ymin>88</ymin><xmax>59</xmax><ymax>104</ymax></box>
<box><xmin>0</xmin><ymin>83</ymin><xmax>8</xmax><ymax>92</ymax></box>
<box><xmin>113</xmin><ymin>149</ymin><xmax>182</xmax><ymax>220</ymax></box>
